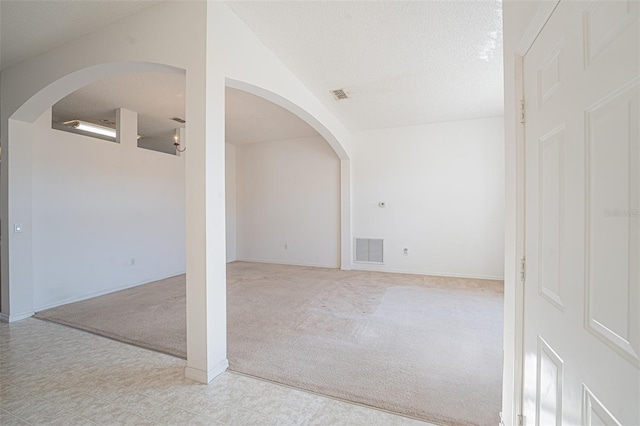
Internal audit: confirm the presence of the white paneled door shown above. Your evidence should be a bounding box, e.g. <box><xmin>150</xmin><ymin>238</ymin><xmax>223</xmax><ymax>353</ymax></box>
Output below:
<box><xmin>522</xmin><ymin>1</ymin><xmax>639</xmax><ymax>425</ymax></box>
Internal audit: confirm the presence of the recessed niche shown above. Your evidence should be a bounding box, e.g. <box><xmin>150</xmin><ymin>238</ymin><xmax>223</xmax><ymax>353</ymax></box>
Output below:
<box><xmin>51</xmin><ymin>72</ymin><xmax>186</xmax><ymax>155</ymax></box>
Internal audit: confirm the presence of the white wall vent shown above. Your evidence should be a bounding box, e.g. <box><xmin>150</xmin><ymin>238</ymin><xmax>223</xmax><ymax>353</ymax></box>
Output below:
<box><xmin>355</xmin><ymin>238</ymin><xmax>384</xmax><ymax>264</ymax></box>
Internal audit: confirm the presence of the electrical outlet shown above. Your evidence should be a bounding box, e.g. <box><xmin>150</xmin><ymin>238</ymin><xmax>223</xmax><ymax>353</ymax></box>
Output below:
<box><xmin>403</xmin><ymin>248</ymin><xmax>409</xmax><ymax>255</ymax></box>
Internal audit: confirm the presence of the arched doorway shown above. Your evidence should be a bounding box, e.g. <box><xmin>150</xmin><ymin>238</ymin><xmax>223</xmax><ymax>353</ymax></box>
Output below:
<box><xmin>1</xmin><ymin>63</ymin><xmax>352</xmax><ymax>386</ymax></box>
<box><xmin>225</xmin><ymin>78</ymin><xmax>352</xmax><ymax>270</ymax></box>
<box><xmin>1</xmin><ymin>62</ymin><xmax>187</xmax><ymax>318</ymax></box>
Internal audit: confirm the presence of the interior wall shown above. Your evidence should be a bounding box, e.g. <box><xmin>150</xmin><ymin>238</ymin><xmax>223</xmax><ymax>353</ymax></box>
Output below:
<box><xmin>1</xmin><ymin>0</ymin><xmax>352</xmax><ymax>381</ymax></box>
<box><xmin>235</xmin><ymin>135</ymin><xmax>340</xmax><ymax>268</ymax></box>
<box><xmin>225</xmin><ymin>142</ymin><xmax>237</xmax><ymax>262</ymax></box>
<box><xmin>351</xmin><ymin>116</ymin><xmax>505</xmax><ymax>279</ymax></box>
<box><xmin>0</xmin><ymin>1</ymin><xmax>206</xmax><ymax>324</ymax></box>
<box><xmin>31</xmin><ymin>108</ymin><xmax>185</xmax><ymax>310</ymax></box>
<box><xmin>211</xmin><ymin>1</ymin><xmax>353</xmax><ymax>270</ymax></box>
<box><xmin>211</xmin><ymin>2</ymin><xmax>352</xmax><ymax>159</ymax></box>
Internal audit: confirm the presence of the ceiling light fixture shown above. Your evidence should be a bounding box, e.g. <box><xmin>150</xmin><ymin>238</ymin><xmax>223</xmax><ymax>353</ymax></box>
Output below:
<box><xmin>64</xmin><ymin>120</ymin><xmax>116</xmax><ymax>138</ymax></box>
<box><xmin>63</xmin><ymin>120</ymin><xmax>142</xmax><ymax>140</ymax></box>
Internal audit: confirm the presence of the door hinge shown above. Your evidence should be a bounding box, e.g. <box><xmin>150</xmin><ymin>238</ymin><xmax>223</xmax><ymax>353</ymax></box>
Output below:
<box><xmin>520</xmin><ymin>257</ymin><xmax>526</xmax><ymax>283</ymax></box>
<box><xmin>519</xmin><ymin>99</ymin><xmax>526</xmax><ymax>124</ymax></box>
<box><xmin>518</xmin><ymin>414</ymin><xmax>525</xmax><ymax>426</ymax></box>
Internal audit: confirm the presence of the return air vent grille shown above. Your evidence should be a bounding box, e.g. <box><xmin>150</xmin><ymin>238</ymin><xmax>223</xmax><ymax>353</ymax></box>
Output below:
<box><xmin>355</xmin><ymin>238</ymin><xmax>384</xmax><ymax>264</ymax></box>
<box><xmin>331</xmin><ymin>89</ymin><xmax>349</xmax><ymax>100</ymax></box>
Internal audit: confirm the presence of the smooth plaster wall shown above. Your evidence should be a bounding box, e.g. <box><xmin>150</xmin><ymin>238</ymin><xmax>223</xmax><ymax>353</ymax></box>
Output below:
<box><xmin>226</xmin><ymin>143</ymin><xmax>237</xmax><ymax>262</ymax></box>
<box><xmin>31</xmin><ymin>109</ymin><xmax>185</xmax><ymax>310</ymax></box>
<box><xmin>235</xmin><ymin>136</ymin><xmax>340</xmax><ymax>268</ymax></box>
<box><xmin>211</xmin><ymin>2</ymin><xmax>352</xmax><ymax>160</ymax></box>
<box><xmin>211</xmin><ymin>1</ymin><xmax>353</xmax><ymax>270</ymax></box>
<box><xmin>1</xmin><ymin>0</ymin><xmax>353</xmax><ymax>381</ymax></box>
<box><xmin>351</xmin><ymin>116</ymin><xmax>505</xmax><ymax>279</ymax></box>
<box><xmin>0</xmin><ymin>1</ymin><xmax>207</xmax><ymax>325</ymax></box>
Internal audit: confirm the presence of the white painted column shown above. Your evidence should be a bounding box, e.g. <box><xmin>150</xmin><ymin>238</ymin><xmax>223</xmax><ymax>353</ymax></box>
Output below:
<box><xmin>340</xmin><ymin>159</ymin><xmax>352</xmax><ymax>270</ymax></box>
<box><xmin>184</xmin><ymin>14</ymin><xmax>228</xmax><ymax>381</ymax></box>
<box><xmin>0</xmin><ymin>119</ymin><xmax>35</xmax><ymax>322</ymax></box>
<box><xmin>116</xmin><ymin>108</ymin><xmax>138</xmax><ymax>149</ymax></box>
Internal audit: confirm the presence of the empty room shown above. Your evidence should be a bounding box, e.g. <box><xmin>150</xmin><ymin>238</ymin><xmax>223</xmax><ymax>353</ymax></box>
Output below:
<box><xmin>1</xmin><ymin>1</ymin><xmax>638</xmax><ymax>426</ymax></box>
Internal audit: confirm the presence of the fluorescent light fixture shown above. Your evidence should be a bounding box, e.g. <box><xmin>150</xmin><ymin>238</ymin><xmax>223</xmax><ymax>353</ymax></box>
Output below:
<box><xmin>64</xmin><ymin>120</ymin><xmax>116</xmax><ymax>138</ymax></box>
<box><xmin>63</xmin><ymin>120</ymin><xmax>143</xmax><ymax>140</ymax></box>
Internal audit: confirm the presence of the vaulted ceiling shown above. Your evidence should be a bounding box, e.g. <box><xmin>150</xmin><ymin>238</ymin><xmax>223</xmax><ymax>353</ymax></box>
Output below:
<box><xmin>227</xmin><ymin>1</ymin><xmax>504</xmax><ymax>131</ymax></box>
<box><xmin>1</xmin><ymin>1</ymin><xmax>504</xmax><ymax>144</ymax></box>
<box><xmin>0</xmin><ymin>1</ymin><xmax>161</xmax><ymax>71</ymax></box>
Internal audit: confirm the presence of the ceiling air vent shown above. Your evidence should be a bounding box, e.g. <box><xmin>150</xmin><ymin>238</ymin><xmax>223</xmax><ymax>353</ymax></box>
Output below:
<box><xmin>170</xmin><ymin>117</ymin><xmax>186</xmax><ymax>124</ymax></box>
<box><xmin>331</xmin><ymin>89</ymin><xmax>349</xmax><ymax>100</ymax></box>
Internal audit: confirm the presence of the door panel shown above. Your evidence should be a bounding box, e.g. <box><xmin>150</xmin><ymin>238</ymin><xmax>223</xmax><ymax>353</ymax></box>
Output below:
<box><xmin>522</xmin><ymin>1</ymin><xmax>639</xmax><ymax>425</ymax></box>
<box><xmin>536</xmin><ymin>336</ymin><xmax>563</xmax><ymax>426</ymax></box>
<box><xmin>539</xmin><ymin>124</ymin><xmax>565</xmax><ymax>311</ymax></box>
<box><xmin>582</xmin><ymin>385</ymin><xmax>621</xmax><ymax>426</ymax></box>
<box><xmin>585</xmin><ymin>80</ymin><xmax>639</xmax><ymax>365</ymax></box>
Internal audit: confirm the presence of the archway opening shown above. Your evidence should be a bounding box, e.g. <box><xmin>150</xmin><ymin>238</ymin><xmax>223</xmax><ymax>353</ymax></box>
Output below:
<box><xmin>1</xmin><ymin>61</ymin><xmax>187</xmax><ymax>324</ymax></box>
<box><xmin>28</xmin><ymin>71</ymin><xmax>188</xmax><ymax>361</ymax></box>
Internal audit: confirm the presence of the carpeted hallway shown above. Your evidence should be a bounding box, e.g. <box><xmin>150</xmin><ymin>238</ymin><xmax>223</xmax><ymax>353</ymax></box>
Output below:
<box><xmin>36</xmin><ymin>262</ymin><xmax>504</xmax><ymax>426</ymax></box>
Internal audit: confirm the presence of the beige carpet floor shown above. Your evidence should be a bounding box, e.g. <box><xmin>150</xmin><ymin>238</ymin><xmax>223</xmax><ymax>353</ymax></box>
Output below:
<box><xmin>36</xmin><ymin>262</ymin><xmax>504</xmax><ymax>426</ymax></box>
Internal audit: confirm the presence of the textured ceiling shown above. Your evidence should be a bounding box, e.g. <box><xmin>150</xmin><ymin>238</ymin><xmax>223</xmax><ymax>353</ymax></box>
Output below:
<box><xmin>0</xmin><ymin>0</ymin><xmax>160</xmax><ymax>70</ymax></box>
<box><xmin>227</xmin><ymin>1</ymin><xmax>504</xmax><ymax>130</ymax></box>
<box><xmin>2</xmin><ymin>0</ymin><xmax>505</xmax><ymax>141</ymax></box>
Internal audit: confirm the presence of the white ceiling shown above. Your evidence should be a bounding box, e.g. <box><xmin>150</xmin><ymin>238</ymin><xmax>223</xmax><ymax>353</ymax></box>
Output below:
<box><xmin>2</xmin><ymin>1</ymin><xmax>504</xmax><ymax>142</ymax></box>
<box><xmin>227</xmin><ymin>1</ymin><xmax>504</xmax><ymax>130</ymax></box>
<box><xmin>0</xmin><ymin>0</ymin><xmax>161</xmax><ymax>71</ymax></box>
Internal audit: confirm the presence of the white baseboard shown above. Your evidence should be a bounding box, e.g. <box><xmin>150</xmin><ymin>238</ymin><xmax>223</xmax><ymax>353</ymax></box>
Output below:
<box><xmin>350</xmin><ymin>264</ymin><xmax>504</xmax><ymax>281</ymax></box>
<box><xmin>0</xmin><ymin>311</ymin><xmax>35</xmax><ymax>323</ymax></box>
<box><xmin>33</xmin><ymin>270</ymin><xmax>186</xmax><ymax>312</ymax></box>
<box><xmin>235</xmin><ymin>257</ymin><xmax>339</xmax><ymax>269</ymax></box>
<box><xmin>185</xmin><ymin>358</ymin><xmax>229</xmax><ymax>384</ymax></box>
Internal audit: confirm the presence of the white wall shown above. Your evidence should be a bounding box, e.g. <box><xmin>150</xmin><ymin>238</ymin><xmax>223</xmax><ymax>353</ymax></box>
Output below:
<box><xmin>351</xmin><ymin>116</ymin><xmax>505</xmax><ymax>279</ymax></box>
<box><xmin>31</xmin><ymin>108</ymin><xmax>185</xmax><ymax>310</ymax></box>
<box><xmin>0</xmin><ymin>1</ymin><xmax>208</xmax><ymax>325</ymax></box>
<box><xmin>235</xmin><ymin>135</ymin><xmax>340</xmax><ymax>268</ymax></box>
<box><xmin>225</xmin><ymin>142</ymin><xmax>237</xmax><ymax>262</ymax></box>
<box><xmin>210</xmin><ymin>1</ymin><xmax>353</xmax><ymax>270</ymax></box>
<box><xmin>2</xmin><ymin>0</ymin><xmax>353</xmax><ymax>382</ymax></box>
